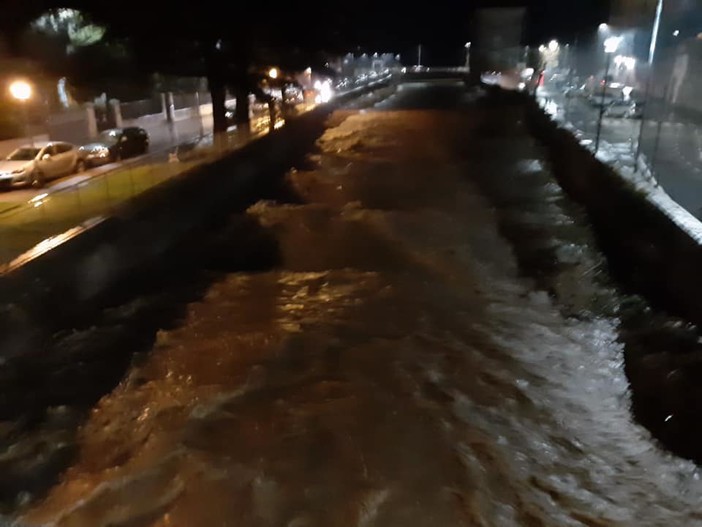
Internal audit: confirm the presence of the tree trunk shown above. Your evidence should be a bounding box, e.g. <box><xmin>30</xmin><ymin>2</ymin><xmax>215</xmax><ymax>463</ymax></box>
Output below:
<box><xmin>234</xmin><ymin>87</ymin><xmax>251</xmax><ymax>137</ymax></box>
<box><xmin>268</xmin><ymin>101</ymin><xmax>277</xmax><ymax>133</ymax></box>
<box><xmin>208</xmin><ymin>76</ymin><xmax>227</xmax><ymax>145</ymax></box>
<box><xmin>206</xmin><ymin>47</ymin><xmax>227</xmax><ymax>149</ymax></box>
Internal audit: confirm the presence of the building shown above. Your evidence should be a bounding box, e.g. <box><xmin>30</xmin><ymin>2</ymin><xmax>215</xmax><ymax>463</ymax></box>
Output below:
<box><xmin>471</xmin><ymin>7</ymin><xmax>527</xmax><ymax>72</ymax></box>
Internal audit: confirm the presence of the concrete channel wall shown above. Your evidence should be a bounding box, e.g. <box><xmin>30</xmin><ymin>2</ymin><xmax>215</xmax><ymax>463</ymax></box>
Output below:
<box><xmin>511</xmin><ymin>88</ymin><xmax>702</xmax><ymax>326</ymax></box>
<box><xmin>0</xmin><ymin>80</ymin><xmax>392</xmax><ymax>359</ymax></box>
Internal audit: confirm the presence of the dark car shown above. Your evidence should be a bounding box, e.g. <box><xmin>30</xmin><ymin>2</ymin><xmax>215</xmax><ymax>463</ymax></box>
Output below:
<box><xmin>79</xmin><ymin>127</ymin><xmax>149</xmax><ymax>167</ymax></box>
<box><xmin>629</xmin><ymin>101</ymin><xmax>645</xmax><ymax>119</ymax></box>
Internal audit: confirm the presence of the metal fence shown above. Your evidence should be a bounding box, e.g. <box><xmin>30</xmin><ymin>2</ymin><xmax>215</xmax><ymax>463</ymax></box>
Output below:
<box><xmin>536</xmin><ymin>1</ymin><xmax>702</xmax><ymax>221</ymax></box>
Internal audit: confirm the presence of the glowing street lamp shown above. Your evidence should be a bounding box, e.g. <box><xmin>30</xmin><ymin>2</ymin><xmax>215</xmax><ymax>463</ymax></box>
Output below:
<box><xmin>8</xmin><ymin>79</ymin><xmax>34</xmax><ymax>146</ymax></box>
<box><xmin>548</xmin><ymin>39</ymin><xmax>559</xmax><ymax>52</ymax></box>
<box><xmin>268</xmin><ymin>67</ymin><xmax>279</xmax><ymax>80</ymax></box>
<box><xmin>9</xmin><ymin>79</ymin><xmax>32</xmax><ymax>101</ymax></box>
<box><xmin>604</xmin><ymin>36</ymin><xmax>622</xmax><ymax>54</ymax></box>
<box><xmin>595</xmin><ymin>36</ymin><xmax>622</xmax><ymax>153</ymax></box>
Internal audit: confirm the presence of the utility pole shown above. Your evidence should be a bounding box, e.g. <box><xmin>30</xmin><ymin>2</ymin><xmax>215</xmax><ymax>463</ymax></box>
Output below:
<box><xmin>635</xmin><ymin>0</ymin><xmax>665</xmax><ymax>170</ymax></box>
<box><xmin>418</xmin><ymin>44</ymin><xmax>423</xmax><ymax>67</ymax></box>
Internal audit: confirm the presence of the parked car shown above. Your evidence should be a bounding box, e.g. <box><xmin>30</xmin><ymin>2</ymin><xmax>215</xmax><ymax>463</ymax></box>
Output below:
<box><xmin>0</xmin><ymin>141</ymin><xmax>84</xmax><ymax>188</ymax></box>
<box><xmin>564</xmin><ymin>85</ymin><xmax>587</xmax><ymax>98</ymax></box>
<box><xmin>225</xmin><ymin>106</ymin><xmax>237</xmax><ymax>128</ymax></box>
<box><xmin>79</xmin><ymin>127</ymin><xmax>149</xmax><ymax>166</ymax></box>
<box><xmin>629</xmin><ymin>101</ymin><xmax>645</xmax><ymax>119</ymax></box>
<box><xmin>589</xmin><ymin>93</ymin><xmax>622</xmax><ymax>108</ymax></box>
<box><xmin>604</xmin><ymin>99</ymin><xmax>636</xmax><ymax>118</ymax></box>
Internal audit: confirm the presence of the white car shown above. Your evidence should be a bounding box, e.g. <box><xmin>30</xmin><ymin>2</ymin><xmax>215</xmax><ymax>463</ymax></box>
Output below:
<box><xmin>0</xmin><ymin>141</ymin><xmax>84</xmax><ymax>188</ymax></box>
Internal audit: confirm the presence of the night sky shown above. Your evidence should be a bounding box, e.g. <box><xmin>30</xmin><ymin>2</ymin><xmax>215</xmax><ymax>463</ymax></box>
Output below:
<box><xmin>3</xmin><ymin>0</ymin><xmax>612</xmax><ymax>67</ymax></box>
<box><xmin>349</xmin><ymin>0</ymin><xmax>611</xmax><ymax>65</ymax></box>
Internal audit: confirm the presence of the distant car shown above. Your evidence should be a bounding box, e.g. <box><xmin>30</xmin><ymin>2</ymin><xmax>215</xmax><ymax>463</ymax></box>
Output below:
<box><xmin>283</xmin><ymin>84</ymin><xmax>304</xmax><ymax>105</ymax></box>
<box><xmin>0</xmin><ymin>141</ymin><xmax>84</xmax><ymax>188</ymax></box>
<box><xmin>564</xmin><ymin>85</ymin><xmax>586</xmax><ymax>98</ymax></box>
<box><xmin>604</xmin><ymin>99</ymin><xmax>636</xmax><ymax>118</ymax></box>
<box><xmin>589</xmin><ymin>94</ymin><xmax>621</xmax><ymax>108</ymax></box>
<box><xmin>80</xmin><ymin>127</ymin><xmax>149</xmax><ymax>166</ymax></box>
<box><xmin>629</xmin><ymin>101</ymin><xmax>645</xmax><ymax>119</ymax></box>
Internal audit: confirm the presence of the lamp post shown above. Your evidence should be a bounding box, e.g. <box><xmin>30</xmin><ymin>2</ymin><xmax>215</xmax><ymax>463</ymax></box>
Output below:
<box><xmin>635</xmin><ymin>0</ymin><xmax>665</xmax><ymax>171</ymax></box>
<box><xmin>464</xmin><ymin>42</ymin><xmax>471</xmax><ymax>71</ymax></box>
<box><xmin>595</xmin><ymin>36</ymin><xmax>621</xmax><ymax>153</ymax></box>
<box><xmin>9</xmin><ymin>79</ymin><xmax>34</xmax><ymax>147</ymax></box>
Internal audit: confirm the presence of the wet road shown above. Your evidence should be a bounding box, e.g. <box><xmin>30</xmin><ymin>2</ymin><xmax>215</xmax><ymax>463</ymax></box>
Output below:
<box><xmin>5</xmin><ymin>81</ymin><xmax>702</xmax><ymax>526</ymax></box>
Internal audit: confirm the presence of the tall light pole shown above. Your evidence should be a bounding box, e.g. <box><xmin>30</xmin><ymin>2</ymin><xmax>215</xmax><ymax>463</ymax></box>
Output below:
<box><xmin>9</xmin><ymin>79</ymin><xmax>34</xmax><ymax>147</ymax></box>
<box><xmin>464</xmin><ymin>42</ymin><xmax>471</xmax><ymax>71</ymax></box>
<box><xmin>635</xmin><ymin>0</ymin><xmax>665</xmax><ymax>170</ymax></box>
<box><xmin>595</xmin><ymin>36</ymin><xmax>621</xmax><ymax>153</ymax></box>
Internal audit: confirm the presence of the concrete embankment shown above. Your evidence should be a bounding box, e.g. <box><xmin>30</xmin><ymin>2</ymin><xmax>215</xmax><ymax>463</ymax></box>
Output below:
<box><xmin>523</xmin><ymin>93</ymin><xmax>702</xmax><ymax>322</ymax></box>
<box><xmin>492</xmin><ymin>87</ymin><xmax>702</xmax><ymax>463</ymax></box>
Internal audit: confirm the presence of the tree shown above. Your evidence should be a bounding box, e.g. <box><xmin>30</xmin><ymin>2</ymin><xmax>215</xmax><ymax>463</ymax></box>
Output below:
<box><xmin>0</xmin><ymin>0</ymin><xmax>409</xmax><ymax>139</ymax></box>
<box><xmin>52</xmin><ymin>0</ymin><xmax>348</xmax><ymax>140</ymax></box>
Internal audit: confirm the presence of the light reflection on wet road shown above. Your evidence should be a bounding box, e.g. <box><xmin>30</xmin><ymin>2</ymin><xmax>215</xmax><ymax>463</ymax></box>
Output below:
<box><xmin>10</xmin><ymin>82</ymin><xmax>702</xmax><ymax>526</ymax></box>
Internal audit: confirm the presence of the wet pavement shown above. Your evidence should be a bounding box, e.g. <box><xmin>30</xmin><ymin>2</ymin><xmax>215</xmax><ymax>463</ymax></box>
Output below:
<box><xmin>3</xmin><ymin>81</ymin><xmax>702</xmax><ymax>526</ymax></box>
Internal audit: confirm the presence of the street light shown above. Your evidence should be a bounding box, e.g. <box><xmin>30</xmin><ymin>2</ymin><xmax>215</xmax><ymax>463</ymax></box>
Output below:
<box><xmin>603</xmin><ymin>36</ymin><xmax>622</xmax><ymax>54</ymax></box>
<box><xmin>464</xmin><ymin>42</ymin><xmax>471</xmax><ymax>70</ymax></box>
<box><xmin>8</xmin><ymin>79</ymin><xmax>34</xmax><ymax>147</ymax></box>
<box><xmin>595</xmin><ymin>36</ymin><xmax>621</xmax><ymax>153</ymax></box>
<box><xmin>634</xmin><ymin>0</ymin><xmax>668</xmax><ymax>174</ymax></box>
<box><xmin>268</xmin><ymin>67</ymin><xmax>279</xmax><ymax>79</ymax></box>
<box><xmin>9</xmin><ymin>80</ymin><xmax>32</xmax><ymax>101</ymax></box>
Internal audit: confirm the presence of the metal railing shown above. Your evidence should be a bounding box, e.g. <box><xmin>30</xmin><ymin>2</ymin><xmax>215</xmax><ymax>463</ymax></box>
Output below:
<box><xmin>0</xmin><ymin>96</ymin><xmax>313</xmax><ymax>267</ymax></box>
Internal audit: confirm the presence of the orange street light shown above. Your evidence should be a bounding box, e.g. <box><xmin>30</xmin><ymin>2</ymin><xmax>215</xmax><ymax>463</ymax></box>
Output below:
<box><xmin>9</xmin><ymin>79</ymin><xmax>34</xmax><ymax>146</ymax></box>
<box><xmin>9</xmin><ymin>79</ymin><xmax>32</xmax><ymax>101</ymax></box>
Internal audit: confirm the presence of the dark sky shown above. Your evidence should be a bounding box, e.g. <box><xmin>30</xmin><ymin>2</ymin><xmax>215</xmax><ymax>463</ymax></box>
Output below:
<box><xmin>4</xmin><ymin>0</ymin><xmax>611</xmax><ymax>67</ymax></box>
<box><xmin>348</xmin><ymin>0</ymin><xmax>611</xmax><ymax>65</ymax></box>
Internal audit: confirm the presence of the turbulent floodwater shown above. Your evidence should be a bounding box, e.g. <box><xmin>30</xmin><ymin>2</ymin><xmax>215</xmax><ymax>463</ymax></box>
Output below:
<box><xmin>7</xmin><ymin>82</ymin><xmax>702</xmax><ymax>525</ymax></box>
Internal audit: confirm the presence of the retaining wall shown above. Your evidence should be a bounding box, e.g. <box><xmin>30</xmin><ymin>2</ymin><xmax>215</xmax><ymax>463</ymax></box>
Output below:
<box><xmin>512</xmin><ymin>88</ymin><xmax>702</xmax><ymax>325</ymax></box>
